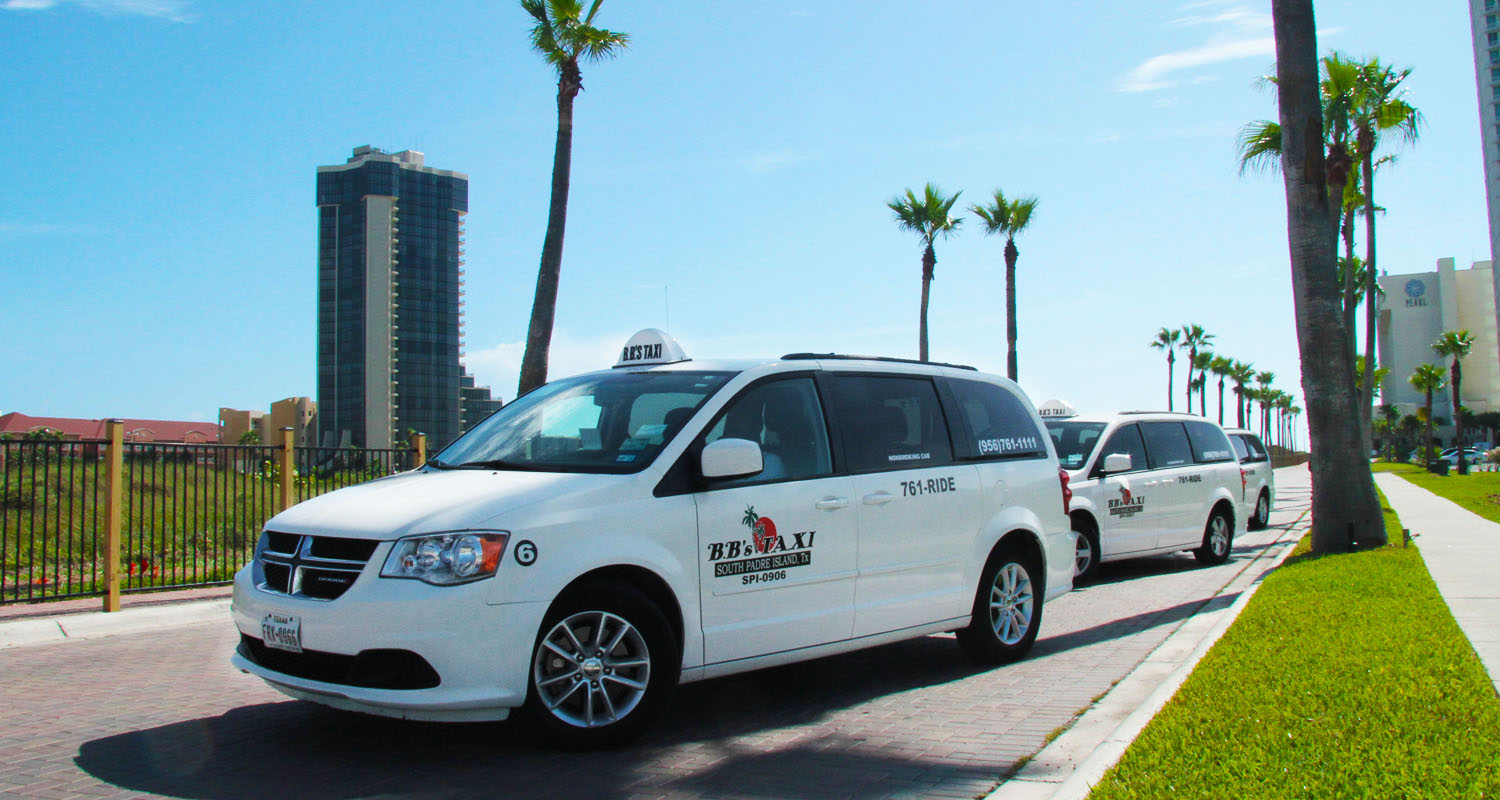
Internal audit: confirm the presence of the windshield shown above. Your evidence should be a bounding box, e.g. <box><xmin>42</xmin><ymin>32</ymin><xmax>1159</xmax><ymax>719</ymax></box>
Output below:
<box><xmin>1044</xmin><ymin>421</ymin><xmax>1108</xmax><ymax>471</ymax></box>
<box><xmin>432</xmin><ymin>370</ymin><xmax>735</xmax><ymax>473</ymax></box>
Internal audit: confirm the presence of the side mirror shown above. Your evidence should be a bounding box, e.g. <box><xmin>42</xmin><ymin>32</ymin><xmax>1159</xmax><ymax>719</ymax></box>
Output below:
<box><xmin>701</xmin><ymin>438</ymin><xmax>764</xmax><ymax>480</ymax></box>
<box><xmin>1102</xmin><ymin>453</ymin><xmax>1133</xmax><ymax>474</ymax></box>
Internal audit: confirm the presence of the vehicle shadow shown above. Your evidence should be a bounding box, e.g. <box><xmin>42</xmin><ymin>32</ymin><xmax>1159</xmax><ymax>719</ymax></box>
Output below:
<box><xmin>73</xmin><ymin>584</ymin><xmax>1241</xmax><ymax>799</ymax></box>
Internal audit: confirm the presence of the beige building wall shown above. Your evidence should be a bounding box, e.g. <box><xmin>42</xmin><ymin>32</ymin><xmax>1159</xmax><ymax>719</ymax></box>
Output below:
<box><xmin>1378</xmin><ymin>258</ymin><xmax>1500</xmax><ymax>422</ymax></box>
<box><xmin>269</xmin><ymin>397</ymin><xmax>318</xmax><ymax>446</ymax></box>
<box><xmin>218</xmin><ymin>408</ymin><xmax>265</xmax><ymax>444</ymax></box>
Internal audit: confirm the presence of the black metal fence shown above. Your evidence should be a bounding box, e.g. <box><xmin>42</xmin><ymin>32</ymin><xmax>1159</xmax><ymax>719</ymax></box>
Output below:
<box><xmin>0</xmin><ymin>437</ymin><xmax>418</xmax><ymax>605</ymax></box>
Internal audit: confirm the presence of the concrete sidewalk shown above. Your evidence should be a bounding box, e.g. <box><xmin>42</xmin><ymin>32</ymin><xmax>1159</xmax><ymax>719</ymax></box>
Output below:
<box><xmin>1374</xmin><ymin>472</ymin><xmax>1500</xmax><ymax>697</ymax></box>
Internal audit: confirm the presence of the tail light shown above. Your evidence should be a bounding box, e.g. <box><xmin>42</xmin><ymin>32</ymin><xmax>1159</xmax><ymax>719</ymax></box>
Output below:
<box><xmin>1059</xmin><ymin>467</ymin><xmax>1072</xmax><ymax>515</ymax></box>
<box><xmin>1240</xmin><ymin>467</ymin><xmax>1247</xmax><ymax>498</ymax></box>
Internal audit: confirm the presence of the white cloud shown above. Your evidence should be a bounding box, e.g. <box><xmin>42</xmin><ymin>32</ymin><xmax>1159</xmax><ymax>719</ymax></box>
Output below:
<box><xmin>1</xmin><ymin>0</ymin><xmax>193</xmax><ymax>22</ymax></box>
<box><xmin>463</xmin><ymin>331</ymin><xmax>633</xmax><ymax>402</ymax></box>
<box><xmin>1119</xmin><ymin>4</ymin><xmax>1272</xmax><ymax>93</ymax></box>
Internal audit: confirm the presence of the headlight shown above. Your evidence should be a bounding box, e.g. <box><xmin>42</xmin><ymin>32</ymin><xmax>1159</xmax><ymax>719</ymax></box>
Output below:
<box><xmin>380</xmin><ymin>531</ymin><xmax>509</xmax><ymax>585</ymax></box>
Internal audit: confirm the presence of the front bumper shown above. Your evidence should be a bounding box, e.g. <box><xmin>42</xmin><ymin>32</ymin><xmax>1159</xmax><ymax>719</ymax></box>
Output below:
<box><xmin>230</xmin><ymin>565</ymin><xmax>547</xmax><ymax>722</ymax></box>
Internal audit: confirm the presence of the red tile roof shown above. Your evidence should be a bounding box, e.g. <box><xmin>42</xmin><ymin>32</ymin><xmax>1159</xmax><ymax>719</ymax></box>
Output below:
<box><xmin>0</xmin><ymin>412</ymin><xmax>220</xmax><ymax>443</ymax></box>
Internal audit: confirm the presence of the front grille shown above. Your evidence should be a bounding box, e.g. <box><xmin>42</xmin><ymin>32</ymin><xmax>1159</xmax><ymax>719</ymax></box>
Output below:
<box><xmin>257</xmin><ymin>531</ymin><xmax>379</xmax><ymax>600</ymax></box>
<box><xmin>239</xmin><ymin>635</ymin><xmax>441</xmax><ymax>690</ymax></box>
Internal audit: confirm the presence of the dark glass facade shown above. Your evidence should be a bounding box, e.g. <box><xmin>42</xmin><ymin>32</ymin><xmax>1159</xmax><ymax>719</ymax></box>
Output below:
<box><xmin>316</xmin><ymin>147</ymin><xmax>475</xmax><ymax>450</ymax></box>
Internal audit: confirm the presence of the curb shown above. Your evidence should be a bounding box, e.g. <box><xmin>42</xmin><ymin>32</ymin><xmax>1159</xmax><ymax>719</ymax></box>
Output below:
<box><xmin>988</xmin><ymin>508</ymin><xmax>1309</xmax><ymax>800</ymax></box>
<box><xmin>0</xmin><ymin>598</ymin><xmax>232</xmax><ymax>649</ymax></box>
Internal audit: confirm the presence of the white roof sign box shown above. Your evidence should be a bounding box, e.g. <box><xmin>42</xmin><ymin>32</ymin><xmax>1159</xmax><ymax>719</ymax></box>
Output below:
<box><xmin>614</xmin><ymin>328</ymin><xmax>690</xmax><ymax>368</ymax></box>
<box><xmin>1037</xmin><ymin>398</ymin><xmax>1078</xmax><ymax>418</ymax></box>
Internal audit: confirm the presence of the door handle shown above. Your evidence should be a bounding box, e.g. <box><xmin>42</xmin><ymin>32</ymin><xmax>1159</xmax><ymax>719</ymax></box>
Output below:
<box><xmin>863</xmin><ymin>491</ymin><xmax>896</xmax><ymax>506</ymax></box>
<box><xmin>815</xmin><ymin>497</ymin><xmax>850</xmax><ymax>511</ymax></box>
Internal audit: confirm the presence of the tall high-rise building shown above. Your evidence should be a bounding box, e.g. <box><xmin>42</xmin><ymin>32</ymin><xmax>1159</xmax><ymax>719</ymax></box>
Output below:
<box><xmin>1470</xmin><ymin>1</ymin><xmax>1500</xmax><ymax>369</ymax></box>
<box><xmin>316</xmin><ymin>146</ymin><xmax>498</xmax><ymax>451</ymax></box>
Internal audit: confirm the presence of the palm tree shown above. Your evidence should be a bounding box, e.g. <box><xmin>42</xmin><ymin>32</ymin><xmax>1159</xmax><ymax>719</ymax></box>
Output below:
<box><xmin>1355</xmin><ymin>59</ymin><xmax>1421</xmax><ymax>458</ymax></box>
<box><xmin>1192</xmin><ymin>351</ymin><xmax>1213</xmax><ymax>416</ymax></box>
<box><xmin>1230</xmin><ymin>361</ymin><xmax>1255</xmax><ymax>428</ymax></box>
<box><xmin>1378</xmin><ymin>403</ymin><xmax>1401</xmax><ymax>460</ymax></box>
<box><xmin>1432</xmin><ymin>330</ymin><xmax>1476</xmax><ymax>472</ymax></box>
<box><xmin>890</xmin><ymin>184</ymin><xmax>963</xmax><ymax>362</ymax></box>
<box><xmin>1178</xmin><ymin>325</ymin><xmax>1214</xmax><ymax>415</ymax></box>
<box><xmin>971</xmin><ymin>190</ymin><xmax>1039</xmax><ymax>381</ymax></box>
<box><xmin>1255</xmin><ymin>370</ymin><xmax>1276</xmax><ymax>440</ymax></box>
<box><xmin>516</xmin><ymin>0</ymin><xmax>631</xmax><ymax>396</ymax></box>
<box><xmin>1209</xmin><ymin>356</ymin><xmax>1234</xmax><ymax>425</ymax></box>
<box><xmin>1270</xmin><ymin>0</ymin><xmax>1385</xmax><ymax>550</ymax></box>
<box><xmin>1150</xmin><ymin>328</ymin><xmax>1181</xmax><ymax>411</ymax></box>
<box><xmin>1410</xmin><ymin>363</ymin><xmax>1448</xmax><ymax>467</ymax></box>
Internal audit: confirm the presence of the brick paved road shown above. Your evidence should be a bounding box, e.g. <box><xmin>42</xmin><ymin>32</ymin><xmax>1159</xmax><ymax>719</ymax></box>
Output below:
<box><xmin>0</xmin><ymin>472</ymin><xmax>1308</xmax><ymax>800</ymax></box>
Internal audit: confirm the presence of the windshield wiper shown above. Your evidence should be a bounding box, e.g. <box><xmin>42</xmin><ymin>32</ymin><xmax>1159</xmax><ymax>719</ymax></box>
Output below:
<box><xmin>456</xmin><ymin>459</ymin><xmax>553</xmax><ymax>472</ymax></box>
<box><xmin>425</xmin><ymin>458</ymin><xmax>454</xmax><ymax>470</ymax></box>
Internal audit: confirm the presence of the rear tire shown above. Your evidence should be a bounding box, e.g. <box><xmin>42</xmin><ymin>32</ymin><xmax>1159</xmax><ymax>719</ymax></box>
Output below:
<box><xmin>1248</xmin><ymin>490</ymin><xmax>1270</xmax><ymax>530</ymax></box>
<box><xmin>523</xmin><ymin>581</ymin><xmax>678</xmax><ymax>749</ymax></box>
<box><xmin>956</xmin><ymin>540</ymin><xmax>1043</xmax><ymax>664</ymax></box>
<box><xmin>1194</xmin><ymin>508</ymin><xmax>1233</xmax><ymax>565</ymax></box>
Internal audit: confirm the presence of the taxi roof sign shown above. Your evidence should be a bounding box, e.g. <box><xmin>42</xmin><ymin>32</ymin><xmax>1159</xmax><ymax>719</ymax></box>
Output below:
<box><xmin>614</xmin><ymin>328</ymin><xmax>690</xmax><ymax>368</ymax></box>
<box><xmin>1037</xmin><ymin>398</ymin><xmax>1078</xmax><ymax>419</ymax></box>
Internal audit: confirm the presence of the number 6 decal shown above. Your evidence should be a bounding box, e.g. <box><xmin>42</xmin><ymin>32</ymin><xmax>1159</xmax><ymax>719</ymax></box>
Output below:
<box><xmin>515</xmin><ymin>540</ymin><xmax>538</xmax><ymax>566</ymax></box>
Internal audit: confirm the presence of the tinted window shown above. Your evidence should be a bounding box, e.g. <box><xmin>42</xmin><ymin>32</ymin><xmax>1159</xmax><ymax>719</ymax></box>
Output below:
<box><xmin>1092</xmin><ymin>423</ymin><xmax>1147</xmax><ymax>476</ymax></box>
<box><xmin>831</xmin><ymin>375</ymin><xmax>953</xmax><ymax>472</ymax></box>
<box><xmin>1140</xmin><ymin>421</ymin><xmax>1193</xmax><ymax>469</ymax></box>
<box><xmin>1237</xmin><ymin>433</ymin><xmax>1269</xmax><ymax>462</ymax></box>
<box><xmin>1228</xmin><ymin>435</ymin><xmax>1250</xmax><ymax>461</ymax></box>
<box><xmin>702</xmin><ymin>377</ymin><xmax>833</xmax><ymax>483</ymax></box>
<box><xmin>951</xmin><ymin>380</ymin><xmax>1048</xmax><ymax>459</ymax></box>
<box><xmin>1185</xmin><ymin>420</ymin><xmax>1236</xmax><ymax>463</ymax></box>
<box><xmin>1046</xmin><ymin>421</ymin><xmax>1108</xmax><ymax>471</ymax></box>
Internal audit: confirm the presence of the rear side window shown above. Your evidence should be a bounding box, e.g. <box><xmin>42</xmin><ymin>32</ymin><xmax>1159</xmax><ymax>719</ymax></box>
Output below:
<box><xmin>1237</xmin><ymin>434</ymin><xmax>1270</xmax><ymax>462</ymax></box>
<box><xmin>1185</xmin><ymin>420</ymin><xmax>1236</xmax><ymax>463</ymax></box>
<box><xmin>830</xmin><ymin>375</ymin><xmax>953</xmax><ymax>472</ymax></box>
<box><xmin>950</xmin><ymin>380</ymin><xmax>1047</xmax><ymax>460</ymax></box>
<box><xmin>1140</xmin><ymin>421</ymin><xmax>1193</xmax><ymax>469</ymax></box>
<box><xmin>1228</xmin><ymin>435</ymin><xmax>1250</xmax><ymax>461</ymax></box>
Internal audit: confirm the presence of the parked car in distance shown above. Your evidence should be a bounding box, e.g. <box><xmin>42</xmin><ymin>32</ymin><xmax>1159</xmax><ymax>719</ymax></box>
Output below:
<box><xmin>1224</xmin><ymin>428</ymin><xmax>1274</xmax><ymax>530</ymax></box>
<box><xmin>1044</xmin><ymin>410</ymin><xmax>1245</xmax><ymax>582</ymax></box>
<box><xmin>1439</xmin><ymin>448</ymin><xmax>1485</xmax><ymax>467</ymax></box>
<box><xmin>230</xmin><ymin>329</ymin><xmax>1074</xmax><ymax>747</ymax></box>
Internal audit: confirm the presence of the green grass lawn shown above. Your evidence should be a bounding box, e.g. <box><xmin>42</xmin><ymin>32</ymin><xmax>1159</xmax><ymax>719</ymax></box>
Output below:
<box><xmin>1088</xmin><ymin>490</ymin><xmax>1500</xmax><ymax>799</ymax></box>
<box><xmin>1372</xmin><ymin>460</ymin><xmax>1500</xmax><ymax>524</ymax></box>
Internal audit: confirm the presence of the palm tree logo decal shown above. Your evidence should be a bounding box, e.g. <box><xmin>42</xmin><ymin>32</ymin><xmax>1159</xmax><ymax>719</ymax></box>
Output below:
<box><xmin>1118</xmin><ymin>486</ymin><xmax>1133</xmax><ymax>505</ymax></box>
<box><xmin>741</xmin><ymin>505</ymin><xmax>780</xmax><ymax>554</ymax></box>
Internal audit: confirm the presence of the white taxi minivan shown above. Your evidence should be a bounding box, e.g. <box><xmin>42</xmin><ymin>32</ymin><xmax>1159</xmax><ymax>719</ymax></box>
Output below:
<box><xmin>231</xmin><ymin>331</ymin><xmax>1074</xmax><ymax>746</ymax></box>
<box><xmin>1043</xmin><ymin>411</ymin><xmax>1245</xmax><ymax>582</ymax></box>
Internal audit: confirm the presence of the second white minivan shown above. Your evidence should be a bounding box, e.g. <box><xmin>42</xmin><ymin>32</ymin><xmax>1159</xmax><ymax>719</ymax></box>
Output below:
<box><xmin>1045</xmin><ymin>411</ymin><xmax>1245</xmax><ymax>581</ymax></box>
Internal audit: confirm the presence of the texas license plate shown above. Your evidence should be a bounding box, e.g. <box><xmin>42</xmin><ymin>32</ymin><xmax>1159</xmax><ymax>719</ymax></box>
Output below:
<box><xmin>261</xmin><ymin>612</ymin><xmax>302</xmax><ymax>653</ymax></box>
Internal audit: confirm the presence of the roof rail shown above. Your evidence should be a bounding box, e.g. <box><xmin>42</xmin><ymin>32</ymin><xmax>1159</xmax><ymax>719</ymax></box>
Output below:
<box><xmin>781</xmin><ymin>353</ymin><xmax>978</xmax><ymax>372</ymax></box>
<box><xmin>1117</xmin><ymin>410</ymin><xmax>1195</xmax><ymax>416</ymax></box>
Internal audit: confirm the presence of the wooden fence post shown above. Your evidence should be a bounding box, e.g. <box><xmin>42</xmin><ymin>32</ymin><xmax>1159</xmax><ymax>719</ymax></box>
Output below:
<box><xmin>410</xmin><ymin>431</ymin><xmax>427</xmax><ymax>469</ymax></box>
<box><xmin>278</xmin><ymin>427</ymin><xmax>295</xmax><ymax>512</ymax></box>
<box><xmin>103</xmin><ymin>419</ymin><xmax>123</xmax><ymax>612</ymax></box>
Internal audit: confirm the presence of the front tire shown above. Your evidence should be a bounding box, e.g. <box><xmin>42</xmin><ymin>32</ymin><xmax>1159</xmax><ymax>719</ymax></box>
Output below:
<box><xmin>523</xmin><ymin>581</ymin><xmax>678</xmax><ymax>748</ymax></box>
<box><xmin>956</xmin><ymin>540</ymin><xmax>1043</xmax><ymax>664</ymax></box>
<box><xmin>1194</xmin><ymin>508</ymin><xmax>1233</xmax><ymax>565</ymax></box>
<box><xmin>1072</xmin><ymin>523</ymin><xmax>1101</xmax><ymax>584</ymax></box>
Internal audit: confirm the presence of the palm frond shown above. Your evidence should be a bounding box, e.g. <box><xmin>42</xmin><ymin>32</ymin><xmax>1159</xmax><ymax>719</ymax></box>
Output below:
<box><xmin>1237</xmin><ymin>120</ymin><xmax>1281</xmax><ymax>176</ymax></box>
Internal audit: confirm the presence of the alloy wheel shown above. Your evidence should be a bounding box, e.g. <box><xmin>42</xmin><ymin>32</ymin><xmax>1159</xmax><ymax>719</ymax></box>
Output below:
<box><xmin>532</xmin><ymin>610</ymin><xmax>651</xmax><ymax>728</ymax></box>
<box><xmin>987</xmin><ymin>562</ymin><xmax>1035</xmax><ymax>645</ymax></box>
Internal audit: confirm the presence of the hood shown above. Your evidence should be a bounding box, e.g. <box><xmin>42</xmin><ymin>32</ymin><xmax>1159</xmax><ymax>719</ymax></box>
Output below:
<box><xmin>265</xmin><ymin>468</ymin><xmax>627</xmax><ymax>540</ymax></box>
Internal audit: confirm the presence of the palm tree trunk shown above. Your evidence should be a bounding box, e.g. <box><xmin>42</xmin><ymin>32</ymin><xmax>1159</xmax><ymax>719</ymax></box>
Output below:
<box><xmin>1272</xmin><ymin>0</ymin><xmax>1385</xmax><ymax>550</ymax></box>
<box><xmin>1004</xmin><ymin>237</ymin><xmax>1019</xmax><ymax>381</ymax></box>
<box><xmin>517</xmin><ymin>64</ymin><xmax>582</xmax><ymax>396</ymax></box>
<box><xmin>1167</xmin><ymin>354</ymin><xmax>1175</xmax><ymax>412</ymax></box>
<box><xmin>1359</xmin><ymin>151</ymin><xmax>1378</xmax><ymax>457</ymax></box>
<box><xmin>1425</xmin><ymin>389</ymin><xmax>1435</xmax><ymax>466</ymax></box>
<box><xmin>1217</xmin><ymin>379</ymin><xmax>1225</xmax><ymax>425</ymax></box>
<box><xmin>1454</xmin><ymin>362</ymin><xmax>1466</xmax><ymax>472</ymax></box>
<box><xmin>919</xmin><ymin>243</ymin><xmax>935</xmax><ymax>362</ymax></box>
<box><xmin>1184</xmin><ymin>349</ymin><xmax>1194</xmax><ymax>418</ymax></box>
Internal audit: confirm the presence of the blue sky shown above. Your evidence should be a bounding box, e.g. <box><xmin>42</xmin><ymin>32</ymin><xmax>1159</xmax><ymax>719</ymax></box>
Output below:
<box><xmin>0</xmin><ymin>0</ymin><xmax>1488</xmax><ymax>437</ymax></box>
